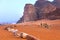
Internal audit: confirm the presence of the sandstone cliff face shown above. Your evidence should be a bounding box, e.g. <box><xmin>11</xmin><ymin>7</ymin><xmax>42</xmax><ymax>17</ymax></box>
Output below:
<box><xmin>23</xmin><ymin>4</ymin><xmax>37</xmax><ymax>22</ymax></box>
<box><xmin>17</xmin><ymin>0</ymin><xmax>60</xmax><ymax>23</ymax></box>
<box><xmin>17</xmin><ymin>4</ymin><xmax>37</xmax><ymax>23</ymax></box>
<box><xmin>52</xmin><ymin>0</ymin><xmax>60</xmax><ymax>8</ymax></box>
<box><xmin>44</xmin><ymin>8</ymin><xmax>60</xmax><ymax>20</ymax></box>
<box><xmin>35</xmin><ymin>0</ymin><xmax>56</xmax><ymax>19</ymax></box>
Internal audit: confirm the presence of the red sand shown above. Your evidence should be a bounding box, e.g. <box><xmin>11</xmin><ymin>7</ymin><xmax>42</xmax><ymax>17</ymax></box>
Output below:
<box><xmin>0</xmin><ymin>20</ymin><xmax>60</xmax><ymax>40</ymax></box>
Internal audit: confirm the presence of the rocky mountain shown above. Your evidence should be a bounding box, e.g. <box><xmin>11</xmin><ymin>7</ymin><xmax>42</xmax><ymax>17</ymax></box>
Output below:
<box><xmin>17</xmin><ymin>0</ymin><xmax>60</xmax><ymax>23</ymax></box>
<box><xmin>17</xmin><ymin>4</ymin><xmax>37</xmax><ymax>23</ymax></box>
<box><xmin>34</xmin><ymin>0</ymin><xmax>56</xmax><ymax>19</ymax></box>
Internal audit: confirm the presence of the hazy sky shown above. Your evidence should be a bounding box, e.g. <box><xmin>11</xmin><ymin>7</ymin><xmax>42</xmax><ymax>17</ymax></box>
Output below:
<box><xmin>0</xmin><ymin>0</ymin><xmax>53</xmax><ymax>23</ymax></box>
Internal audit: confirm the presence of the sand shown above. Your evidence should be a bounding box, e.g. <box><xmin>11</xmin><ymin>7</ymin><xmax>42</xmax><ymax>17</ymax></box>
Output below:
<box><xmin>0</xmin><ymin>20</ymin><xmax>60</xmax><ymax>40</ymax></box>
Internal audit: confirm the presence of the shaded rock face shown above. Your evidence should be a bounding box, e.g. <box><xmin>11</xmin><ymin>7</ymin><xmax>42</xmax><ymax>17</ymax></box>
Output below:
<box><xmin>52</xmin><ymin>0</ymin><xmax>60</xmax><ymax>8</ymax></box>
<box><xmin>54</xmin><ymin>0</ymin><xmax>60</xmax><ymax>3</ymax></box>
<box><xmin>35</xmin><ymin>0</ymin><xmax>56</xmax><ymax>19</ymax></box>
<box><xmin>17</xmin><ymin>0</ymin><xmax>60</xmax><ymax>23</ymax></box>
<box><xmin>44</xmin><ymin>8</ymin><xmax>60</xmax><ymax>20</ymax></box>
<box><xmin>17</xmin><ymin>16</ymin><xmax>24</xmax><ymax>23</ymax></box>
<box><xmin>38</xmin><ymin>0</ymin><xmax>46</xmax><ymax>2</ymax></box>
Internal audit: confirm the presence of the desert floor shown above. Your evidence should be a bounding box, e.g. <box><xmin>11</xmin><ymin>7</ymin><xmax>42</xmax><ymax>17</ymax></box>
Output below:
<box><xmin>0</xmin><ymin>20</ymin><xmax>60</xmax><ymax>40</ymax></box>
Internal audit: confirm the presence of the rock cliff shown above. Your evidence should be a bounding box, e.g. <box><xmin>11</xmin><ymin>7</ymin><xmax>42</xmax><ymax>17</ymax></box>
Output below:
<box><xmin>52</xmin><ymin>0</ymin><xmax>60</xmax><ymax>8</ymax></box>
<box><xmin>17</xmin><ymin>0</ymin><xmax>60</xmax><ymax>23</ymax></box>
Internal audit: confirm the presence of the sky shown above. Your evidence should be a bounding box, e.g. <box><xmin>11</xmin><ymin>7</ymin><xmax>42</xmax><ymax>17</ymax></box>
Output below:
<box><xmin>0</xmin><ymin>0</ymin><xmax>53</xmax><ymax>24</ymax></box>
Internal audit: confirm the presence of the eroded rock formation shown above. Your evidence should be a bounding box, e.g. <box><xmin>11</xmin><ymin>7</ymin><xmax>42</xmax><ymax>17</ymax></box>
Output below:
<box><xmin>23</xmin><ymin>4</ymin><xmax>37</xmax><ymax>22</ymax></box>
<box><xmin>17</xmin><ymin>0</ymin><xmax>60</xmax><ymax>23</ymax></box>
<box><xmin>35</xmin><ymin>0</ymin><xmax>56</xmax><ymax>19</ymax></box>
<box><xmin>52</xmin><ymin>0</ymin><xmax>60</xmax><ymax>8</ymax></box>
<box><xmin>17</xmin><ymin>4</ymin><xmax>37</xmax><ymax>23</ymax></box>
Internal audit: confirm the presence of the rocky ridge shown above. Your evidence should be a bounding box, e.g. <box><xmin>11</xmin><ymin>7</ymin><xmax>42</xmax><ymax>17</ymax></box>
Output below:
<box><xmin>17</xmin><ymin>0</ymin><xmax>60</xmax><ymax>23</ymax></box>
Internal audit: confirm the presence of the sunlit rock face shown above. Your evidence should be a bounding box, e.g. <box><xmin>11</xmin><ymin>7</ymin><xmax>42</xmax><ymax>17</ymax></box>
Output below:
<box><xmin>21</xmin><ymin>4</ymin><xmax>37</xmax><ymax>22</ymax></box>
<box><xmin>52</xmin><ymin>0</ymin><xmax>60</xmax><ymax>8</ymax></box>
<box><xmin>24</xmin><ymin>4</ymin><xmax>37</xmax><ymax>22</ymax></box>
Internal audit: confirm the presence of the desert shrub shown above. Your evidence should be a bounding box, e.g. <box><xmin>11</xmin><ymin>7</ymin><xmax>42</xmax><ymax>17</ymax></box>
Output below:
<box><xmin>40</xmin><ymin>23</ymin><xmax>50</xmax><ymax>29</ymax></box>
